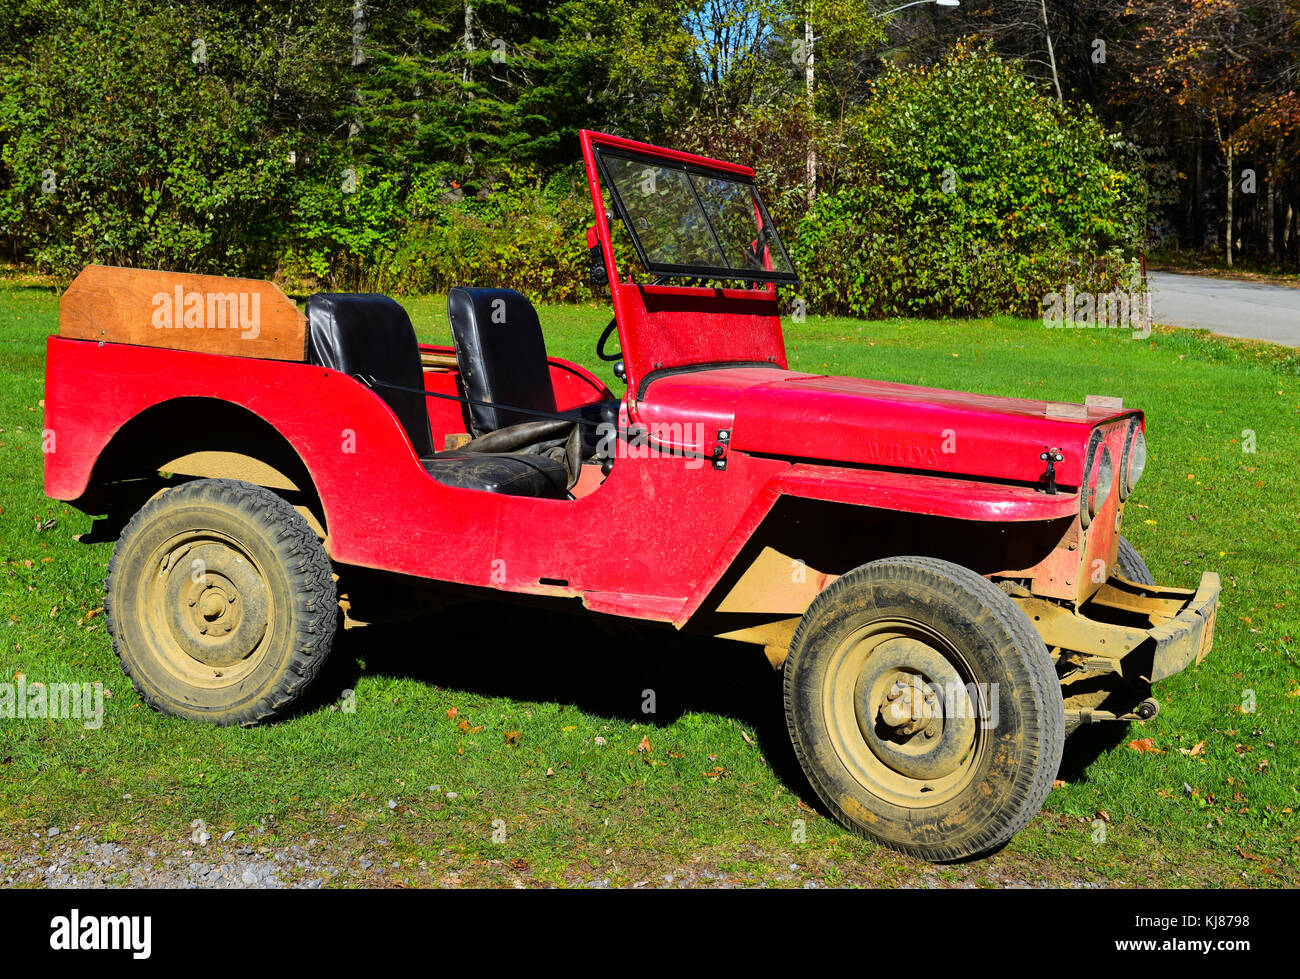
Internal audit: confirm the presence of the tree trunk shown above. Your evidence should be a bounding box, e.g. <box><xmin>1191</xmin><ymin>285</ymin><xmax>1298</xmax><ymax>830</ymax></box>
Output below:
<box><xmin>1194</xmin><ymin>128</ymin><xmax>1204</xmax><ymax>248</ymax></box>
<box><xmin>1226</xmin><ymin>142</ymin><xmax>1234</xmax><ymax>267</ymax></box>
<box><xmin>463</xmin><ymin>4</ymin><xmax>474</xmax><ymax>171</ymax></box>
<box><xmin>1266</xmin><ymin>137</ymin><xmax>1280</xmax><ymax>261</ymax></box>
<box><xmin>1040</xmin><ymin>0</ymin><xmax>1063</xmax><ymax>103</ymax></box>
<box><xmin>805</xmin><ymin>4</ymin><xmax>816</xmax><ymax>204</ymax></box>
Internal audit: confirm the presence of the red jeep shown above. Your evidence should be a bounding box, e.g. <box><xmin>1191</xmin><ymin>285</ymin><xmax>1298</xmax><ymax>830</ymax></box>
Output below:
<box><xmin>44</xmin><ymin>131</ymin><xmax>1219</xmax><ymax>861</ymax></box>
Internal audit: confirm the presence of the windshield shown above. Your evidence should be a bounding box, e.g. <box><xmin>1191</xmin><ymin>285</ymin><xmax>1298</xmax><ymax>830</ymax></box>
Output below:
<box><xmin>594</xmin><ymin>147</ymin><xmax>798</xmax><ymax>285</ymax></box>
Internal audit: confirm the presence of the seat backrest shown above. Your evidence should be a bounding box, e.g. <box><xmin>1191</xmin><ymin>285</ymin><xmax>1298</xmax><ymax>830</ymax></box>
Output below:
<box><xmin>306</xmin><ymin>293</ymin><xmax>434</xmax><ymax>458</ymax></box>
<box><xmin>448</xmin><ymin>287</ymin><xmax>556</xmax><ymax>435</ymax></box>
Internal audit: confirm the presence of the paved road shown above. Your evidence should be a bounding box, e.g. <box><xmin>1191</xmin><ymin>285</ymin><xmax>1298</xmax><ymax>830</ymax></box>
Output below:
<box><xmin>1148</xmin><ymin>271</ymin><xmax>1300</xmax><ymax>347</ymax></box>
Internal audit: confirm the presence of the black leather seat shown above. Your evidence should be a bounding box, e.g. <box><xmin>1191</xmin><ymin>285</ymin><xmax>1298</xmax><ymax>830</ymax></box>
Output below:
<box><xmin>306</xmin><ymin>293</ymin><xmax>568</xmax><ymax>500</ymax></box>
<box><xmin>307</xmin><ymin>293</ymin><xmax>436</xmax><ymax>458</ymax></box>
<box><xmin>421</xmin><ymin>450</ymin><xmax>567</xmax><ymax>498</ymax></box>
<box><xmin>447</xmin><ymin>287</ymin><xmax>620</xmax><ymax>454</ymax></box>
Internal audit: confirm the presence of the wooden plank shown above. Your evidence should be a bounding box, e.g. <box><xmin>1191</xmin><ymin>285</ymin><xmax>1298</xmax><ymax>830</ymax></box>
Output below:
<box><xmin>420</xmin><ymin>350</ymin><xmax>460</xmax><ymax>370</ymax></box>
<box><xmin>59</xmin><ymin>265</ymin><xmax>307</xmax><ymax>361</ymax></box>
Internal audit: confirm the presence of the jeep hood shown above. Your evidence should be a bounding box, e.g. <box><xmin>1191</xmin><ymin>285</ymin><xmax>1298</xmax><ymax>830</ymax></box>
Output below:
<box><xmin>637</xmin><ymin>367</ymin><xmax>1136</xmax><ymax>487</ymax></box>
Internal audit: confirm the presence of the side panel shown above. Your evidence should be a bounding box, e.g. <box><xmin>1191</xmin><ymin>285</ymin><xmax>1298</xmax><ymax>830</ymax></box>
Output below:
<box><xmin>44</xmin><ymin>337</ymin><xmax>785</xmax><ymax>622</ymax></box>
<box><xmin>47</xmin><ymin>337</ymin><xmax>1106</xmax><ymax>624</ymax></box>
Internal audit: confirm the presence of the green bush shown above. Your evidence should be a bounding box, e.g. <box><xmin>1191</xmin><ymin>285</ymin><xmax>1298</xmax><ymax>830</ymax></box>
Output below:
<box><xmin>0</xmin><ymin>3</ymin><xmax>298</xmax><ymax>278</ymax></box>
<box><xmin>790</xmin><ymin>43</ymin><xmax>1147</xmax><ymax>319</ymax></box>
<box><xmin>277</xmin><ymin>167</ymin><xmax>596</xmax><ymax>303</ymax></box>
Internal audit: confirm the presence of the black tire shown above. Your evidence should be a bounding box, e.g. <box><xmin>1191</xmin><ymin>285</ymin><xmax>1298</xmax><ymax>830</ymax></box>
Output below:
<box><xmin>1116</xmin><ymin>536</ymin><xmax>1155</xmax><ymax>586</ymax></box>
<box><xmin>105</xmin><ymin>478</ymin><xmax>337</xmax><ymax>726</ymax></box>
<box><xmin>783</xmin><ymin>556</ymin><xmax>1064</xmax><ymax>862</ymax></box>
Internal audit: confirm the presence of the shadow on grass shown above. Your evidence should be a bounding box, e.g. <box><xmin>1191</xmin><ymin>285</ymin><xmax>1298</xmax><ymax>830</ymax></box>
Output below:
<box><xmin>310</xmin><ymin>597</ymin><xmax>818</xmax><ymax>803</ymax></box>
<box><xmin>1059</xmin><ymin>723</ymin><xmax>1132</xmax><ymax>783</ymax></box>
<box><xmin>300</xmin><ymin>588</ymin><xmax>1133</xmax><ymax>830</ymax></box>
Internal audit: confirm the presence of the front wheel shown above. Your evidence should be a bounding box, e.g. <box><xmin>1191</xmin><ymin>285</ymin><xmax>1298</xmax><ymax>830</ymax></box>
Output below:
<box><xmin>783</xmin><ymin>556</ymin><xmax>1064</xmax><ymax>862</ymax></box>
<box><xmin>1116</xmin><ymin>535</ymin><xmax>1155</xmax><ymax>585</ymax></box>
<box><xmin>105</xmin><ymin>478</ymin><xmax>337</xmax><ymax>726</ymax></box>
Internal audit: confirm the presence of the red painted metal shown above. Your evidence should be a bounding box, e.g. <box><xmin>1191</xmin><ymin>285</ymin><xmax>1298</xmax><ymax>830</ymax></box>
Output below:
<box><xmin>637</xmin><ymin>367</ymin><xmax>1135</xmax><ymax>487</ymax></box>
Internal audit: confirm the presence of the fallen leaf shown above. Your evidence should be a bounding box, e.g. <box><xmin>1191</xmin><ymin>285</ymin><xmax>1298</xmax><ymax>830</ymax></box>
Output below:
<box><xmin>446</xmin><ymin>707</ymin><xmax>458</xmax><ymax>719</ymax></box>
<box><xmin>1179</xmin><ymin>739</ymin><xmax>1206</xmax><ymax>757</ymax></box>
<box><xmin>1127</xmin><ymin>737</ymin><xmax>1165</xmax><ymax>754</ymax></box>
<box><xmin>505</xmin><ymin>730</ymin><xmax>521</xmax><ymax>746</ymax></box>
<box><xmin>636</xmin><ymin>735</ymin><xmax>651</xmax><ymax>753</ymax></box>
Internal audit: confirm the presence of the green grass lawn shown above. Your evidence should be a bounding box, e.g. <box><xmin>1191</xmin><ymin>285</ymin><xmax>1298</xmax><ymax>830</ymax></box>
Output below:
<box><xmin>1</xmin><ymin>280</ymin><xmax>1297</xmax><ymax>887</ymax></box>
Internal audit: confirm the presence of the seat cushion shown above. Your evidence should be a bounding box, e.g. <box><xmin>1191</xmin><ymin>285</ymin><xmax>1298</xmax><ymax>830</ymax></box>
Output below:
<box><xmin>307</xmin><ymin>293</ymin><xmax>434</xmax><ymax>458</ymax></box>
<box><xmin>448</xmin><ymin>287</ymin><xmax>556</xmax><ymax>435</ymax></box>
<box><xmin>419</xmin><ymin>450</ymin><xmax>568</xmax><ymax>500</ymax></box>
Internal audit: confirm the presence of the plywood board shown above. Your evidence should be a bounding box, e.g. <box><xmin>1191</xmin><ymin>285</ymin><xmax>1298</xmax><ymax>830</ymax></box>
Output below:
<box><xmin>59</xmin><ymin>265</ymin><xmax>307</xmax><ymax>361</ymax></box>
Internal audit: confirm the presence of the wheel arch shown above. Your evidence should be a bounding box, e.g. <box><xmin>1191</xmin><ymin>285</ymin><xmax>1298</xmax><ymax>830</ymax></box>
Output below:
<box><xmin>688</xmin><ymin>494</ymin><xmax>1072</xmax><ymax>658</ymax></box>
<box><xmin>75</xmin><ymin>396</ymin><xmax>329</xmax><ymax>539</ymax></box>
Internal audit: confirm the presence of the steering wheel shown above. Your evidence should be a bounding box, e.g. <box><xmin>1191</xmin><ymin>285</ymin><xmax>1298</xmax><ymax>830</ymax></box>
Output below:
<box><xmin>596</xmin><ymin>316</ymin><xmax>622</xmax><ymax>362</ymax></box>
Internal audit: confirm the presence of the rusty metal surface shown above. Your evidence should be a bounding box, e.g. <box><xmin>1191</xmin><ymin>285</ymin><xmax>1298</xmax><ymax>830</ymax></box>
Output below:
<box><xmin>1150</xmin><ymin>572</ymin><xmax>1221</xmax><ymax>682</ymax></box>
<box><xmin>1012</xmin><ymin>570</ymin><xmax>1220</xmax><ymax>685</ymax></box>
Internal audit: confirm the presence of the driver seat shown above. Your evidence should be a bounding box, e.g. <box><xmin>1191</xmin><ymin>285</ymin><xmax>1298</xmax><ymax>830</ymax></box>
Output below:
<box><xmin>447</xmin><ymin>287</ymin><xmax>619</xmax><ymax>453</ymax></box>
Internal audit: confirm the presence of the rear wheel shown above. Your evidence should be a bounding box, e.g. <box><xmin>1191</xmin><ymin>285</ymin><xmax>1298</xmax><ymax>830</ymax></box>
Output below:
<box><xmin>783</xmin><ymin>556</ymin><xmax>1064</xmax><ymax>862</ymax></box>
<box><xmin>105</xmin><ymin>478</ymin><xmax>337</xmax><ymax>726</ymax></box>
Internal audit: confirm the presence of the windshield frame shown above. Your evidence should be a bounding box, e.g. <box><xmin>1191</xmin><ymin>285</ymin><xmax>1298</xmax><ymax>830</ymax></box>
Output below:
<box><xmin>592</xmin><ymin>145</ymin><xmax>800</xmax><ymax>287</ymax></box>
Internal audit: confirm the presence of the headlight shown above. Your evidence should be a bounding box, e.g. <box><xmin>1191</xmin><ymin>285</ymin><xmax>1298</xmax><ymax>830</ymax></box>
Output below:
<box><xmin>1120</xmin><ymin>420</ymin><xmax>1146</xmax><ymax>499</ymax></box>
<box><xmin>1080</xmin><ymin>432</ymin><xmax>1114</xmax><ymax>528</ymax></box>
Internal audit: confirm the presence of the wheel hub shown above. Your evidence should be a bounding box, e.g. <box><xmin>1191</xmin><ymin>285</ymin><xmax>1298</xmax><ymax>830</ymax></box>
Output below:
<box><xmin>161</xmin><ymin>540</ymin><xmax>269</xmax><ymax>669</ymax></box>
<box><xmin>879</xmin><ymin>675</ymin><xmax>940</xmax><ymax>737</ymax></box>
<box><xmin>852</xmin><ymin>637</ymin><xmax>977</xmax><ymax>782</ymax></box>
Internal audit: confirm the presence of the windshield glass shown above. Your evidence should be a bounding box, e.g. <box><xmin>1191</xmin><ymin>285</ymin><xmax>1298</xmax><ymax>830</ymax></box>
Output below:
<box><xmin>594</xmin><ymin>148</ymin><xmax>797</xmax><ymax>285</ymax></box>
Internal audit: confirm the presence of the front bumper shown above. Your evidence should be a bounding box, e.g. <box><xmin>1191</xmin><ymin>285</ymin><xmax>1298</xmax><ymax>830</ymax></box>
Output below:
<box><xmin>1010</xmin><ymin>570</ymin><xmax>1221</xmax><ymax>707</ymax></box>
<box><xmin>1146</xmin><ymin>572</ymin><xmax>1220</xmax><ymax>682</ymax></box>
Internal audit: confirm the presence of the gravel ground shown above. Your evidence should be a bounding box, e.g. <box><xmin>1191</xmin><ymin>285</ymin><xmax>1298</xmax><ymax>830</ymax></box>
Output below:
<box><xmin>2</xmin><ymin>826</ymin><xmax>339</xmax><ymax>889</ymax></box>
<box><xmin>1</xmin><ymin>821</ymin><xmax>1108</xmax><ymax>889</ymax></box>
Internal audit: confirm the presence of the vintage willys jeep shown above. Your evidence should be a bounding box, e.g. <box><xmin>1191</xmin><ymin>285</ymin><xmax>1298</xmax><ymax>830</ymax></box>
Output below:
<box><xmin>44</xmin><ymin>131</ymin><xmax>1219</xmax><ymax>861</ymax></box>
